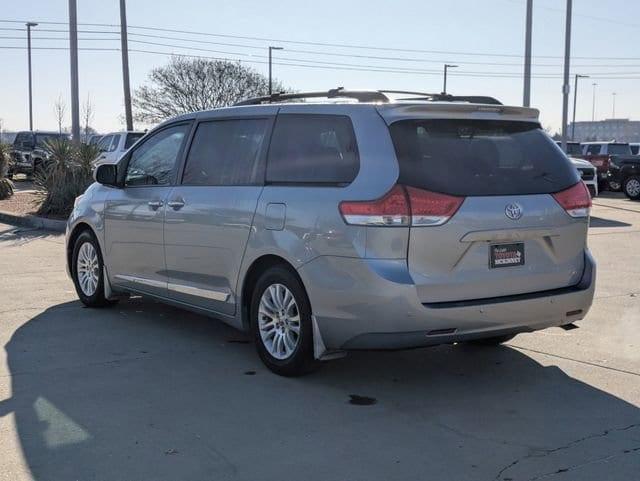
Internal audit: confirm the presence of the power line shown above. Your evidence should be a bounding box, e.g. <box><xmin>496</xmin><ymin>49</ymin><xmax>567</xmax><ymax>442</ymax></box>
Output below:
<box><xmin>2</xmin><ymin>44</ymin><xmax>640</xmax><ymax>80</ymax></box>
<box><xmin>3</xmin><ymin>18</ymin><xmax>640</xmax><ymax>61</ymax></box>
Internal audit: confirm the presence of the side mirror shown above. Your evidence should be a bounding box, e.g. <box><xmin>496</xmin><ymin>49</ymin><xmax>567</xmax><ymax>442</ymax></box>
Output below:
<box><xmin>95</xmin><ymin>164</ymin><xmax>119</xmax><ymax>187</ymax></box>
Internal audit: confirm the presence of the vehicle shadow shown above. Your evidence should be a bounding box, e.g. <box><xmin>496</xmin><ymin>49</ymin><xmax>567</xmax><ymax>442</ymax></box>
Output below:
<box><xmin>2</xmin><ymin>298</ymin><xmax>639</xmax><ymax>481</ymax></box>
<box><xmin>589</xmin><ymin>216</ymin><xmax>632</xmax><ymax>228</ymax></box>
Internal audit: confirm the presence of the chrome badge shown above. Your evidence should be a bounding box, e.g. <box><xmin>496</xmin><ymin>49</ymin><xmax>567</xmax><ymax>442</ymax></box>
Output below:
<box><xmin>505</xmin><ymin>203</ymin><xmax>523</xmax><ymax>220</ymax></box>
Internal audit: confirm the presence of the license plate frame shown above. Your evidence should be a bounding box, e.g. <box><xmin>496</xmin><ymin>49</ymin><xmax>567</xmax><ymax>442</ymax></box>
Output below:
<box><xmin>489</xmin><ymin>243</ymin><xmax>525</xmax><ymax>269</ymax></box>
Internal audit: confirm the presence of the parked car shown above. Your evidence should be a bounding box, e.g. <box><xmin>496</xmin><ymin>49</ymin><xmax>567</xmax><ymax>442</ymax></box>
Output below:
<box><xmin>8</xmin><ymin>131</ymin><xmax>70</xmax><ymax>178</ymax></box>
<box><xmin>579</xmin><ymin>141</ymin><xmax>635</xmax><ymax>191</ymax></box>
<box><xmin>570</xmin><ymin>157</ymin><xmax>598</xmax><ymax>197</ymax></box>
<box><xmin>93</xmin><ymin>131</ymin><xmax>145</xmax><ymax>166</ymax></box>
<box><xmin>630</xmin><ymin>143</ymin><xmax>640</xmax><ymax>156</ymax></box>
<box><xmin>608</xmin><ymin>155</ymin><xmax>640</xmax><ymax>200</ymax></box>
<box><xmin>66</xmin><ymin>89</ymin><xmax>595</xmax><ymax>376</ymax></box>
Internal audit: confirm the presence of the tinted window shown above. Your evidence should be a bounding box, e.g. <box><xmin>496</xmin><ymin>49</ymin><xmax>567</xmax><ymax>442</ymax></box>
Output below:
<box><xmin>125</xmin><ymin>133</ymin><xmax>145</xmax><ymax>149</ymax></box>
<box><xmin>631</xmin><ymin>145</ymin><xmax>640</xmax><ymax>155</ymax></box>
<box><xmin>389</xmin><ymin>119</ymin><xmax>579</xmax><ymax>196</ymax></box>
<box><xmin>608</xmin><ymin>144</ymin><xmax>631</xmax><ymax>155</ymax></box>
<box><xmin>585</xmin><ymin>144</ymin><xmax>601</xmax><ymax>155</ymax></box>
<box><xmin>182</xmin><ymin>119</ymin><xmax>268</xmax><ymax>186</ymax></box>
<box><xmin>266</xmin><ymin>114</ymin><xmax>359</xmax><ymax>184</ymax></box>
<box><xmin>14</xmin><ymin>132</ymin><xmax>33</xmax><ymax>147</ymax></box>
<box><xmin>125</xmin><ymin>124</ymin><xmax>189</xmax><ymax>186</ymax></box>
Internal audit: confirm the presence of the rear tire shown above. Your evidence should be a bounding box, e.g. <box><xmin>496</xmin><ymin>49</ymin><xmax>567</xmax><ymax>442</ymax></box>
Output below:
<box><xmin>623</xmin><ymin>176</ymin><xmax>640</xmax><ymax>200</ymax></box>
<box><xmin>71</xmin><ymin>230</ymin><xmax>115</xmax><ymax>307</ymax></box>
<box><xmin>468</xmin><ymin>334</ymin><xmax>516</xmax><ymax>346</ymax></box>
<box><xmin>250</xmin><ymin>265</ymin><xmax>318</xmax><ymax>376</ymax></box>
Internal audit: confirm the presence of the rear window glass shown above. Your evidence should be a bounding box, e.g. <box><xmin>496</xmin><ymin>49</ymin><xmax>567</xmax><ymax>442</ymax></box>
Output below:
<box><xmin>389</xmin><ymin>119</ymin><xmax>579</xmax><ymax>196</ymax></box>
<box><xmin>266</xmin><ymin>114</ymin><xmax>359</xmax><ymax>184</ymax></box>
<box><xmin>608</xmin><ymin>144</ymin><xmax>631</xmax><ymax>155</ymax></box>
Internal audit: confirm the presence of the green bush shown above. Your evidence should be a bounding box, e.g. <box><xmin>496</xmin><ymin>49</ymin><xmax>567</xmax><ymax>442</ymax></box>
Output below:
<box><xmin>35</xmin><ymin>139</ymin><xmax>98</xmax><ymax>218</ymax></box>
<box><xmin>0</xmin><ymin>143</ymin><xmax>14</xmax><ymax>200</ymax></box>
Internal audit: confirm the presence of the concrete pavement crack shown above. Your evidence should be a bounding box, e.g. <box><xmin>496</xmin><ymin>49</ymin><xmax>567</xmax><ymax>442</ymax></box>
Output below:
<box><xmin>493</xmin><ymin>424</ymin><xmax>640</xmax><ymax>481</ymax></box>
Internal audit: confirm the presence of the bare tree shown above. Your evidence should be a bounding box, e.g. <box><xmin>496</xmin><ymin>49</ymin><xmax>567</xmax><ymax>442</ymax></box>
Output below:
<box><xmin>134</xmin><ymin>56</ymin><xmax>287</xmax><ymax>123</ymax></box>
<box><xmin>81</xmin><ymin>93</ymin><xmax>95</xmax><ymax>142</ymax></box>
<box><xmin>53</xmin><ymin>95</ymin><xmax>67</xmax><ymax>134</ymax></box>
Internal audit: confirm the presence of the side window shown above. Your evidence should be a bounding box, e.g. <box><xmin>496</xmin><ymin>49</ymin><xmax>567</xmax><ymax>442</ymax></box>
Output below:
<box><xmin>98</xmin><ymin>135</ymin><xmax>113</xmax><ymax>151</ymax></box>
<box><xmin>586</xmin><ymin>144</ymin><xmax>601</xmax><ymax>155</ymax></box>
<box><xmin>125</xmin><ymin>124</ymin><xmax>190</xmax><ymax>187</ymax></box>
<box><xmin>266</xmin><ymin>114</ymin><xmax>359</xmax><ymax>184</ymax></box>
<box><xmin>108</xmin><ymin>135</ymin><xmax>121</xmax><ymax>152</ymax></box>
<box><xmin>182</xmin><ymin>119</ymin><xmax>268</xmax><ymax>186</ymax></box>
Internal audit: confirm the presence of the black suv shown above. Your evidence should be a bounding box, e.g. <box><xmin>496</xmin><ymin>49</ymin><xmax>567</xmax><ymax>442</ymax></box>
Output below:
<box><xmin>608</xmin><ymin>156</ymin><xmax>640</xmax><ymax>200</ymax></box>
<box><xmin>8</xmin><ymin>131</ymin><xmax>70</xmax><ymax>178</ymax></box>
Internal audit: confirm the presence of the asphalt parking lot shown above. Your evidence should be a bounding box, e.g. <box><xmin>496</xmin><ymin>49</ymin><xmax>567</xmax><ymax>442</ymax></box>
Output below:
<box><xmin>0</xmin><ymin>194</ymin><xmax>638</xmax><ymax>481</ymax></box>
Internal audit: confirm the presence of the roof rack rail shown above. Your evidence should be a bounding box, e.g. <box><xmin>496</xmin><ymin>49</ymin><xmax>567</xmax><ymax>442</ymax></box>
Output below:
<box><xmin>234</xmin><ymin>88</ymin><xmax>503</xmax><ymax>106</ymax></box>
<box><xmin>234</xmin><ymin>87</ymin><xmax>389</xmax><ymax>106</ymax></box>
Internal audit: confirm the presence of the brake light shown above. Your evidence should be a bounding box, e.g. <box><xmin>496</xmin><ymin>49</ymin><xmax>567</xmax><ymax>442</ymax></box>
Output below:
<box><xmin>339</xmin><ymin>185</ymin><xmax>464</xmax><ymax>226</ymax></box>
<box><xmin>552</xmin><ymin>181</ymin><xmax>591</xmax><ymax>218</ymax></box>
<box><xmin>405</xmin><ymin>186</ymin><xmax>464</xmax><ymax>226</ymax></box>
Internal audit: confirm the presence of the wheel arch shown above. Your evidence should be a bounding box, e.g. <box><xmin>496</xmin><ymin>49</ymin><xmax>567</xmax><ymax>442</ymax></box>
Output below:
<box><xmin>66</xmin><ymin>222</ymin><xmax>98</xmax><ymax>273</ymax></box>
<box><xmin>239</xmin><ymin>254</ymin><xmax>307</xmax><ymax>331</ymax></box>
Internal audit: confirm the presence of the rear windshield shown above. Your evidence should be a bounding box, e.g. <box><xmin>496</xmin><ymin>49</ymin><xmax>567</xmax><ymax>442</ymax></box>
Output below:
<box><xmin>389</xmin><ymin>119</ymin><xmax>579</xmax><ymax>196</ymax></box>
<box><xmin>608</xmin><ymin>143</ymin><xmax>631</xmax><ymax>155</ymax></box>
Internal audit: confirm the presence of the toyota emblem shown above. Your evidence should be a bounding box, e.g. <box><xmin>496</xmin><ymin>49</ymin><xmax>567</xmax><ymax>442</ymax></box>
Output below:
<box><xmin>505</xmin><ymin>203</ymin><xmax>523</xmax><ymax>220</ymax></box>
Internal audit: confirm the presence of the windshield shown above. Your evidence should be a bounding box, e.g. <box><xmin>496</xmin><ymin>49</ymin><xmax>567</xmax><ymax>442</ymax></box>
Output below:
<box><xmin>566</xmin><ymin>143</ymin><xmax>582</xmax><ymax>155</ymax></box>
<box><xmin>389</xmin><ymin>119</ymin><xmax>579</xmax><ymax>196</ymax></box>
<box><xmin>35</xmin><ymin>133</ymin><xmax>68</xmax><ymax>147</ymax></box>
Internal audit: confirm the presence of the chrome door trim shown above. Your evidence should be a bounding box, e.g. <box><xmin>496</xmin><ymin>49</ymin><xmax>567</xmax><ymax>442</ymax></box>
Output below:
<box><xmin>113</xmin><ymin>274</ymin><xmax>167</xmax><ymax>289</ymax></box>
<box><xmin>167</xmin><ymin>282</ymin><xmax>230</xmax><ymax>302</ymax></box>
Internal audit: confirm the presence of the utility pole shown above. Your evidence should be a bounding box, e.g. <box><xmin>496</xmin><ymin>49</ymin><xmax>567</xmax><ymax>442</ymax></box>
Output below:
<box><xmin>268</xmin><ymin>46</ymin><xmax>283</xmax><ymax>95</ymax></box>
<box><xmin>68</xmin><ymin>0</ymin><xmax>80</xmax><ymax>144</ymax></box>
<box><xmin>612</xmin><ymin>92</ymin><xmax>616</xmax><ymax>118</ymax></box>
<box><xmin>443</xmin><ymin>64</ymin><xmax>458</xmax><ymax>94</ymax></box>
<box><xmin>120</xmin><ymin>0</ymin><xmax>133</xmax><ymax>131</ymax></box>
<box><xmin>591</xmin><ymin>82</ymin><xmax>597</xmax><ymax>122</ymax></box>
<box><xmin>571</xmin><ymin>74</ymin><xmax>589</xmax><ymax>141</ymax></box>
<box><xmin>560</xmin><ymin>0</ymin><xmax>572</xmax><ymax>153</ymax></box>
<box><xmin>26</xmin><ymin>22</ymin><xmax>38</xmax><ymax>131</ymax></box>
<box><xmin>523</xmin><ymin>0</ymin><xmax>533</xmax><ymax>107</ymax></box>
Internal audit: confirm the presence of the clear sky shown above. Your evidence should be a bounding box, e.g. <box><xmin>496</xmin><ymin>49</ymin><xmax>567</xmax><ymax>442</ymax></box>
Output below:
<box><xmin>1</xmin><ymin>0</ymin><xmax>639</xmax><ymax>134</ymax></box>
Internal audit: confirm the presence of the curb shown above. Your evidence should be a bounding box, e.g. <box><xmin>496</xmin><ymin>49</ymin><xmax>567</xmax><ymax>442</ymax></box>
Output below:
<box><xmin>0</xmin><ymin>210</ymin><xmax>66</xmax><ymax>233</ymax></box>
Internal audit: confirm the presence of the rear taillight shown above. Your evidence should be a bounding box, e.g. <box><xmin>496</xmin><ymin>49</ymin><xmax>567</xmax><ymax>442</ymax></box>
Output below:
<box><xmin>339</xmin><ymin>185</ymin><xmax>464</xmax><ymax>226</ymax></box>
<box><xmin>552</xmin><ymin>181</ymin><xmax>592</xmax><ymax>218</ymax></box>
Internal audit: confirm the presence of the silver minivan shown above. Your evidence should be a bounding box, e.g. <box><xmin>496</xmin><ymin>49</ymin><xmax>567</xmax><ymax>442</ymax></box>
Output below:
<box><xmin>66</xmin><ymin>89</ymin><xmax>595</xmax><ymax>376</ymax></box>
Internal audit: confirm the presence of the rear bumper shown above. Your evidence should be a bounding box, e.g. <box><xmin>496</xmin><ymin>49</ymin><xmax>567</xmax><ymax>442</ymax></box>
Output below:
<box><xmin>298</xmin><ymin>250</ymin><xmax>596</xmax><ymax>350</ymax></box>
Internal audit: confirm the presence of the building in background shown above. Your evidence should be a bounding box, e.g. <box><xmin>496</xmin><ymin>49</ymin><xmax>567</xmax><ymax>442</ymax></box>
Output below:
<box><xmin>570</xmin><ymin>119</ymin><xmax>640</xmax><ymax>143</ymax></box>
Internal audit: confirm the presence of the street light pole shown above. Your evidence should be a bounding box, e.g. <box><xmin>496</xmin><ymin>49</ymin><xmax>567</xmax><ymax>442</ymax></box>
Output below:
<box><xmin>68</xmin><ymin>0</ymin><xmax>80</xmax><ymax>144</ymax></box>
<box><xmin>591</xmin><ymin>82</ymin><xmax>597</xmax><ymax>122</ymax></box>
<box><xmin>119</xmin><ymin>0</ymin><xmax>133</xmax><ymax>131</ymax></box>
<box><xmin>560</xmin><ymin>0</ymin><xmax>572</xmax><ymax>153</ymax></box>
<box><xmin>26</xmin><ymin>22</ymin><xmax>38</xmax><ymax>131</ymax></box>
<box><xmin>523</xmin><ymin>0</ymin><xmax>533</xmax><ymax>107</ymax></box>
<box><xmin>268</xmin><ymin>46</ymin><xmax>283</xmax><ymax>96</ymax></box>
<box><xmin>443</xmin><ymin>64</ymin><xmax>458</xmax><ymax>94</ymax></box>
<box><xmin>612</xmin><ymin>92</ymin><xmax>616</xmax><ymax>118</ymax></box>
<box><xmin>571</xmin><ymin>74</ymin><xmax>589</xmax><ymax>141</ymax></box>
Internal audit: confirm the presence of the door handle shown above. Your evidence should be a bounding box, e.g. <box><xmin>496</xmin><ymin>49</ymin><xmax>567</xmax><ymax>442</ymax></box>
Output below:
<box><xmin>147</xmin><ymin>200</ymin><xmax>164</xmax><ymax>210</ymax></box>
<box><xmin>167</xmin><ymin>198</ymin><xmax>185</xmax><ymax>210</ymax></box>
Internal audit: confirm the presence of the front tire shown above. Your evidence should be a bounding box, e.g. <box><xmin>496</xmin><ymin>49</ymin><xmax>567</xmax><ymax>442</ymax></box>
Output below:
<box><xmin>250</xmin><ymin>266</ymin><xmax>318</xmax><ymax>376</ymax></box>
<box><xmin>623</xmin><ymin>176</ymin><xmax>640</xmax><ymax>200</ymax></box>
<box><xmin>71</xmin><ymin>231</ymin><xmax>114</xmax><ymax>307</ymax></box>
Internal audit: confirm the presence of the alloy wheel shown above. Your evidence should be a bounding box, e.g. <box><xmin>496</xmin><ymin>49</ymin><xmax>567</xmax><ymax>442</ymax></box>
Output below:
<box><xmin>77</xmin><ymin>242</ymin><xmax>99</xmax><ymax>296</ymax></box>
<box><xmin>258</xmin><ymin>283</ymin><xmax>301</xmax><ymax>360</ymax></box>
